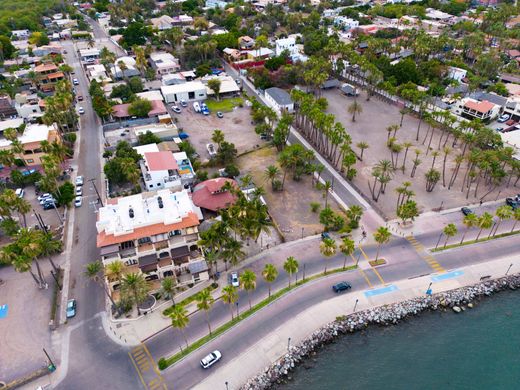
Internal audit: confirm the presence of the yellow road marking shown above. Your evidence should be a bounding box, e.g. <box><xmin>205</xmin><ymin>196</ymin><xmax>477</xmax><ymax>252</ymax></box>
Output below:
<box><xmin>358</xmin><ymin>245</ymin><xmax>369</xmax><ymax>260</ymax></box>
<box><xmin>406</xmin><ymin>235</ymin><xmax>446</xmax><ymax>273</ymax></box>
<box><xmin>129</xmin><ymin>351</ymin><xmax>148</xmax><ymax>390</ymax></box>
<box><xmin>370</xmin><ymin>266</ymin><xmax>386</xmax><ymax>285</ymax></box>
<box><xmin>143</xmin><ymin>343</ymin><xmax>165</xmax><ymax>379</ymax></box>
<box><xmin>358</xmin><ymin>245</ymin><xmax>386</xmax><ymax>285</ymax></box>
<box><xmin>358</xmin><ymin>268</ymin><xmax>373</xmax><ymax>288</ymax></box>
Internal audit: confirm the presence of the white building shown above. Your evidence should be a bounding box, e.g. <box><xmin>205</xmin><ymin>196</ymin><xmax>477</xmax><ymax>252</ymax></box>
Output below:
<box><xmin>448</xmin><ymin>66</ymin><xmax>467</xmax><ymax>83</ymax></box>
<box><xmin>137</xmin><ymin>150</ymin><xmax>182</xmax><ymax>192</ymax></box>
<box><xmin>14</xmin><ymin>93</ymin><xmax>42</xmax><ymax>119</ymax></box>
<box><xmin>334</xmin><ymin>16</ymin><xmax>359</xmax><ymax>30</ymax></box>
<box><xmin>265</xmin><ymin>87</ymin><xmax>294</xmax><ymax>115</ymax></box>
<box><xmin>452</xmin><ymin>98</ymin><xmax>500</xmax><ymax>121</ymax></box>
<box><xmin>149</xmin><ymin>52</ymin><xmax>180</xmax><ymax>78</ymax></box>
<box><xmin>11</xmin><ymin>30</ymin><xmax>30</xmax><ymax>40</ymax></box>
<box><xmin>202</xmin><ymin>75</ymin><xmax>240</xmax><ymax>97</ymax></box>
<box><xmin>111</xmin><ymin>56</ymin><xmax>140</xmax><ymax>79</ymax></box>
<box><xmin>133</xmin><ymin>123</ymin><xmax>178</xmax><ymax>141</ymax></box>
<box><xmin>79</xmin><ymin>48</ymin><xmax>100</xmax><ymax>63</ymax></box>
<box><xmin>275</xmin><ymin>37</ymin><xmax>297</xmax><ymax>57</ymax></box>
<box><xmin>161</xmin><ymin>81</ymin><xmax>207</xmax><ymax>103</ymax></box>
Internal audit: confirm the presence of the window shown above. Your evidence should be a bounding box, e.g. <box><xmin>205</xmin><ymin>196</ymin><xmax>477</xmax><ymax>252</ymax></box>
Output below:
<box><xmin>157</xmin><ymin>183</ymin><xmax>161</xmax><ymax>186</ymax></box>
<box><xmin>188</xmin><ymin>91</ymin><xmax>195</xmax><ymax>99</ymax></box>
<box><xmin>26</xmin><ymin>159</ymin><xmax>34</xmax><ymax>163</ymax></box>
<box><xmin>149</xmin><ymin>184</ymin><xmax>153</xmax><ymax>188</ymax></box>
<box><xmin>168</xmin><ymin>230</ymin><xmax>182</xmax><ymax>237</ymax></box>
<box><xmin>138</xmin><ymin>237</ymin><xmax>152</xmax><ymax>245</ymax></box>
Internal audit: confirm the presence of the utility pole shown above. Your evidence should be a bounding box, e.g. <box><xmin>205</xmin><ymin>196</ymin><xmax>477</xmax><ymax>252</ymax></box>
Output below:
<box><xmin>88</xmin><ymin>178</ymin><xmax>104</xmax><ymax>207</ymax></box>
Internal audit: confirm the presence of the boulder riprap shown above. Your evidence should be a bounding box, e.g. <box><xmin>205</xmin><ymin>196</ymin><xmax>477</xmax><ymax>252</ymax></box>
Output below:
<box><xmin>241</xmin><ymin>273</ymin><xmax>520</xmax><ymax>390</ymax></box>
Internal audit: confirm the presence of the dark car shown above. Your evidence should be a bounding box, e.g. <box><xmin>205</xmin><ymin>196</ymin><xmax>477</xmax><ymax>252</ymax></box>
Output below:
<box><xmin>506</xmin><ymin>198</ymin><xmax>519</xmax><ymax>210</ymax></box>
<box><xmin>321</xmin><ymin>232</ymin><xmax>331</xmax><ymax>240</ymax></box>
<box><xmin>461</xmin><ymin>207</ymin><xmax>473</xmax><ymax>216</ymax></box>
<box><xmin>332</xmin><ymin>281</ymin><xmax>352</xmax><ymax>293</ymax></box>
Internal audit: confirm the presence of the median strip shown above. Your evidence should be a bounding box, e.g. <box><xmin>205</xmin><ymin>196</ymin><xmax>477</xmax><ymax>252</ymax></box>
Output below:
<box><xmin>431</xmin><ymin>229</ymin><xmax>520</xmax><ymax>252</ymax></box>
<box><xmin>157</xmin><ymin>265</ymin><xmax>358</xmax><ymax>370</ymax></box>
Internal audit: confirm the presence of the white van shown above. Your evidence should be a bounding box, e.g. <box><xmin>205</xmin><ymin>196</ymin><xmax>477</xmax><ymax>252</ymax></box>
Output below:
<box><xmin>15</xmin><ymin>188</ymin><xmax>24</xmax><ymax>198</ymax></box>
<box><xmin>193</xmin><ymin>102</ymin><xmax>201</xmax><ymax>113</ymax></box>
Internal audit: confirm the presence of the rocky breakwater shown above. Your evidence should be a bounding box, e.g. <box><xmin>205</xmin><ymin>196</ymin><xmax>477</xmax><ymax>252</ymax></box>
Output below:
<box><xmin>241</xmin><ymin>273</ymin><xmax>520</xmax><ymax>390</ymax></box>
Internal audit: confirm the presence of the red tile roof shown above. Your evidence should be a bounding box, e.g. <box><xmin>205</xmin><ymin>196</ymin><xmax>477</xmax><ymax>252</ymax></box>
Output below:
<box><xmin>144</xmin><ymin>151</ymin><xmax>178</xmax><ymax>171</ymax></box>
<box><xmin>34</xmin><ymin>63</ymin><xmax>58</xmax><ymax>73</ymax></box>
<box><xmin>112</xmin><ymin>103</ymin><xmax>130</xmax><ymax>118</ymax></box>
<box><xmin>97</xmin><ymin>211</ymin><xmax>199</xmax><ymax>247</ymax></box>
<box><xmin>192</xmin><ymin>178</ymin><xmax>238</xmax><ymax>211</ymax></box>
<box><xmin>148</xmin><ymin>100</ymin><xmax>167</xmax><ymax>117</ymax></box>
<box><xmin>112</xmin><ymin>100</ymin><xmax>167</xmax><ymax>118</ymax></box>
<box><xmin>464</xmin><ymin>100</ymin><xmax>494</xmax><ymax>114</ymax></box>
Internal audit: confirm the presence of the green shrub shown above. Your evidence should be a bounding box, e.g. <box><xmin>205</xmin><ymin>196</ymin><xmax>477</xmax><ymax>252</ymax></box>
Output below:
<box><xmin>158</xmin><ymin>358</ymin><xmax>167</xmax><ymax>370</ymax></box>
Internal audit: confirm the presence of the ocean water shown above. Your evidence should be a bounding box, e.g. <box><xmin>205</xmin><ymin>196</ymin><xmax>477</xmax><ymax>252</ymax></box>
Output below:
<box><xmin>280</xmin><ymin>290</ymin><xmax>520</xmax><ymax>390</ymax></box>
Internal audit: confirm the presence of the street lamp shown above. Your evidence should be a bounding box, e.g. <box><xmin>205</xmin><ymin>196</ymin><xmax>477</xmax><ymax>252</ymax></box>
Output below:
<box><xmin>426</xmin><ymin>282</ymin><xmax>432</xmax><ymax>296</ymax></box>
<box><xmin>225</xmin><ymin>381</ymin><xmax>229</xmax><ymax>390</ymax></box>
<box><xmin>353</xmin><ymin>298</ymin><xmax>359</xmax><ymax>313</ymax></box>
<box><xmin>506</xmin><ymin>263</ymin><xmax>513</xmax><ymax>276</ymax></box>
<box><xmin>301</xmin><ymin>227</ymin><xmax>304</xmax><ymax>239</ymax></box>
<box><xmin>236</xmin><ymin>301</ymin><xmax>239</xmax><ymax>318</ymax></box>
<box><xmin>287</xmin><ymin>337</ymin><xmax>291</xmax><ymax>351</ymax></box>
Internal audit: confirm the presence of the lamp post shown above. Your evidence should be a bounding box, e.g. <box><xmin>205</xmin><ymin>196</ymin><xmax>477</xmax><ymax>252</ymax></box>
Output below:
<box><xmin>426</xmin><ymin>282</ymin><xmax>432</xmax><ymax>296</ymax></box>
<box><xmin>506</xmin><ymin>263</ymin><xmax>513</xmax><ymax>276</ymax></box>
<box><xmin>353</xmin><ymin>298</ymin><xmax>359</xmax><ymax>313</ymax></box>
<box><xmin>287</xmin><ymin>337</ymin><xmax>291</xmax><ymax>351</ymax></box>
<box><xmin>303</xmin><ymin>264</ymin><xmax>306</xmax><ymax>281</ymax></box>
<box><xmin>301</xmin><ymin>227</ymin><xmax>304</xmax><ymax>239</ymax></box>
<box><xmin>225</xmin><ymin>381</ymin><xmax>229</xmax><ymax>390</ymax></box>
<box><xmin>435</xmin><ymin>232</ymin><xmax>443</xmax><ymax>250</ymax></box>
<box><xmin>236</xmin><ymin>301</ymin><xmax>239</xmax><ymax>318</ymax></box>
<box><xmin>43</xmin><ymin>348</ymin><xmax>56</xmax><ymax>372</ymax></box>
<box><xmin>88</xmin><ymin>178</ymin><xmax>104</xmax><ymax>207</ymax></box>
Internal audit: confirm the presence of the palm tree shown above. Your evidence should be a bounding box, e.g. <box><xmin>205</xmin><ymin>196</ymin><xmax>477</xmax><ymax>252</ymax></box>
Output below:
<box><xmin>221</xmin><ymin>285</ymin><xmax>239</xmax><ymax>320</ymax></box>
<box><xmin>161</xmin><ymin>277</ymin><xmax>177</xmax><ymax>306</ymax></box>
<box><xmin>239</xmin><ymin>269</ymin><xmax>257</xmax><ymax>310</ymax></box>
<box><xmin>460</xmin><ymin>213</ymin><xmax>478</xmax><ymax>244</ymax></box>
<box><xmin>356</xmin><ymin>141</ymin><xmax>369</xmax><ymax>161</ymax></box>
<box><xmin>320</xmin><ymin>237</ymin><xmax>337</xmax><ymax>274</ymax></box>
<box><xmin>264</xmin><ymin>165</ymin><xmax>280</xmax><ymax>191</ymax></box>
<box><xmin>196</xmin><ymin>289</ymin><xmax>214</xmax><ymax>334</ymax></box>
<box><xmin>37</xmin><ymin>231</ymin><xmax>61</xmax><ymax>273</ymax></box>
<box><xmin>0</xmin><ymin>149</ymin><xmax>15</xmax><ymax>167</ymax></box>
<box><xmin>283</xmin><ymin>256</ymin><xmax>299</xmax><ymax>287</ymax></box>
<box><xmin>120</xmin><ymin>273</ymin><xmax>150</xmax><ymax>313</ymax></box>
<box><xmin>222</xmin><ymin>239</ymin><xmax>244</xmax><ymax>269</ymax></box>
<box><xmin>84</xmin><ymin>261</ymin><xmax>118</xmax><ymax>312</ymax></box>
<box><xmin>105</xmin><ymin>260</ymin><xmax>124</xmax><ymax>284</ymax></box>
<box><xmin>494</xmin><ymin>205</ymin><xmax>513</xmax><ymax>237</ymax></box>
<box><xmin>339</xmin><ymin>237</ymin><xmax>355</xmax><ymax>269</ymax></box>
<box><xmin>373</xmin><ymin>227</ymin><xmax>391</xmax><ymax>260</ymax></box>
<box><xmin>442</xmin><ymin>223</ymin><xmax>458</xmax><ymax>248</ymax></box>
<box><xmin>262</xmin><ymin>263</ymin><xmax>278</xmax><ymax>298</ymax></box>
<box><xmin>211</xmin><ymin>129</ymin><xmax>225</xmax><ymax>149</ymax></box>
<box><xmin>322</xmin><ymin>180</ymin><xmax>332</xmax><ymax>208</ymax></box>
<box><xmin>401</xmin><ymin>142</ymin><xmax>413</xmax><ymax>172</ymax></box>
<box><xmin>348</xmin><ymin>100</ymin><xmax>363</xmax><ymax>122</ymax></box>
<box><xmin>169</xmin><ymin>305</ymin><xmax>190</xmax><ymax>349</ymax></box>
<box><xmin>475</xmin><ymin>212</ymin><xmax>493</xmax><ymax>241</ymax></box>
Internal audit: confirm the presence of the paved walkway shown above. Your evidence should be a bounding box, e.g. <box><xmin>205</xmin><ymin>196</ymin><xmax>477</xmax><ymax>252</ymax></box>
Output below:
<box><xmin>195</xmin><ymin>254</ymin><xmax>519</xmax><ymax>390</ymax></box>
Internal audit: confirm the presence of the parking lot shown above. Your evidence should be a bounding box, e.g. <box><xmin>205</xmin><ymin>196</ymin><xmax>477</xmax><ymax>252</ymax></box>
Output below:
<box><xmin>172</xmin><ymin>99</ymin><xmax>267</xmax><ymax>162</ymax></box>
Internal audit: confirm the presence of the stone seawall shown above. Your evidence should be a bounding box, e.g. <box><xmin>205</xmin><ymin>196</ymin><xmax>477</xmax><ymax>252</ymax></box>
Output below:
<box><xmin>241</xmin><ymin>274</ymin><xmax>520</xmax><ymax>389</ymax></box>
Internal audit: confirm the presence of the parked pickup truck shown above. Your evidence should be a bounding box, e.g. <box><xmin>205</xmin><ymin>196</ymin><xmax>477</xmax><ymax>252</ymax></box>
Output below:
<box><xmin>340</xmin><ymin>83</ymin><xmax>359</xmax><ymax>96</ymax></box>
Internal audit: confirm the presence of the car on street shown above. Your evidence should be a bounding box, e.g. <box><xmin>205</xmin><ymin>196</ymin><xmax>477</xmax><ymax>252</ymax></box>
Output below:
<box><xmin>171</xmin><ymin>105</ymin><xmax>181</xmax><ymax>114</ymax></box>
<box><xmin>200</xmin><ymin>350</ymin><xmax>222</xmax><ymax>369</ymax></box>
<box><xmin>78</xmin><ymin>107</ymin><xmax>85</xmax><ymax>115</ymax></box>
<box><xmin>73</xmin><ymin>78</ymin><xmax>79</xmax><ymax>85</ymax></box>
<box><xmin>216</xmin><ymin>111</ymin><xmax>223</xmax><ymax>118</ymax></box>
<box><xmin>321</xmin><ymin>232</ymin><xmax>331</xmax><ymax>240</ymax></box>
<box><xmin>66</xmin><ymin>299</ymin><xmax>77</xmax><ymax>318</ymax></box>
<box><xmin>506</xmin><ymin>198</ymin><xmax>519</xmax><ymax>209</ymax></box>
<box><xmin>178</xmin><ymin>132</ymin><xmax>189</xmax><ymax>139</ymax></box>
<box><xmin>75</xmin><ymin>176</ymin><xmax>84</xmax><ymax>186</ymax></box>
<box><xmin>78</xmin><ymin>95</ymin><xmax>83</xmax><ymax>101</ymax></box>
<box><xmin>74</xmin><ymin>196</ymin><xmax>82</xmax><ymax>208</ymax></box>
<box><xmin>75</xmin><ymin>186</ymin><xmax>83</xmax><ymax>196</ymax></box>
<box><xmin>15</xmin><ymin>188</ymin><xmax>24</xmax><ymax>198</ymax></box>
<box><xmin>332</xmin><ymin>281</ymin><xmax>352</xmax><ymax>293</ymax></box>
<box><xmin>461</xmin><ymin>207</ymin><xmax>473</xmax><ymax>216</ymax></box>
<box><xmin>498</xmin><ymin>114</ymin><xmax>511</xmax><ymax>123</ymax></box>
<box><xmin>206</xmin><ymin>143</ymin><xmax>217</xmax><ymax>157</ymax></box>
<box><xmin>229</xmin><ymin>271</ymin><xmax>239</xmax><ymax>287</ymax></box>
<box><xmin>180</xmin><ymin>99</ymin><xmax>187</xmax><ymax>107</ymax></box>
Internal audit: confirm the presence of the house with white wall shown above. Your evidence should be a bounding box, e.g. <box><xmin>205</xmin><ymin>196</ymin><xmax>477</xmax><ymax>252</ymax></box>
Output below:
<box><xmin>149</xmin><ymin>52</ymin><xmax>180</xmax><ymax>78</ymax></box>
<box><xmin>265</xmin><ymin>87</ymin><xmax>294</xmax><ymax>115</ymax></box>
<box><xmin>448</xmin><ymin>66</ymin><xmax>467</xmax><ymax>82</ymax></box>
<box><xmin>161</xmin><ymin>81</ymin><xmax>207</xmax><ymax>103</ymax></box>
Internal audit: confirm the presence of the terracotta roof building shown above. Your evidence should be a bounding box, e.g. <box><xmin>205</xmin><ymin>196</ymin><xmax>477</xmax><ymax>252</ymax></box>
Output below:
<box><xmin>192</xmin><ymin>178</ymin><xmax>238</xmax><ymax>212</ymax></box>
<box><xmin>97</xmin><ymin>189</ymin><xmax>208</xmax><ymax>294</ymax></box>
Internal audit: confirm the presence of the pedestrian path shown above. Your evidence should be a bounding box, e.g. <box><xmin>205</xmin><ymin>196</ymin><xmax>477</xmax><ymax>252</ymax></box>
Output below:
<box><xmin>129</xmin><ymin>344</ymin><xmax>167</xmax><ymax>390</ymax></box>
<box><xmin>405</xmin><ymin>235</ymin><xmax>445</xmax><ymax>273</ymax></box>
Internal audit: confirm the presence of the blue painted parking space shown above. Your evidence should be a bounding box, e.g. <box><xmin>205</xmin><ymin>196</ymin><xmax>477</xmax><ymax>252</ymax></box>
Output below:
<box><xmin>432</xmin><ymin>270</ymin><xmax>464</xmax><ymax>282</ymax></box>
<box><xmin>364</xmin><ymin>284</ymin><xmax>398</xmax><ymax>297</ymax></box>
<box><xmin>0</xmin><ymin>304</ymin><xmax>8</xmax><ymax>319</ymax></box>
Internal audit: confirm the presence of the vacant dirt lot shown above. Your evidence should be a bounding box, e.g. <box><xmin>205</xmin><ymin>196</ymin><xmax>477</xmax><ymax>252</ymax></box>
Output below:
<box><xmin>237</xmin><ymin>147</ymin><xmax>345</xmax><ymax>242</ymax></box>
<box><xmin>175</xmin><ymin>101</ymin><xmax>267</xmax><ymax>162</ymax></box>
<box><xmin>322</xmin><ymin>88</ymin><xmax>519</xmax><ymax>218</ymax></box>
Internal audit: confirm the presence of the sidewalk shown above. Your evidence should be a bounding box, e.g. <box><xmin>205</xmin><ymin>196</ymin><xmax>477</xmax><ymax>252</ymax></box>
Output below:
<box><xmin>195</xmin><ymin>254</ymin><xmax>519</xmax><ymax>390</ymax></box>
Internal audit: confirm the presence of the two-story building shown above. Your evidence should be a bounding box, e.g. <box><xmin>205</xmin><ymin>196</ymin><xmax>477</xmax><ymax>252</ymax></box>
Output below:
<box><xmin>34</xmin><ymin>63</ymin><xmax>65</xmax><ymax>92</ymax></box>
<box><xmin>149</xmin><ymin>52</ymin><xmax>181</xmax><ymax>78</ymax></box>
<box><xmin>453</xmin><ymin>98</ymin><xmax>500</xmax><ymax>121</ymax></box>
<box><xmin>79</xmin><ymin>48</ymin><xmax>100</xmax><ymax>63</ymax></box>
<box><xmin>97</xmin><ymin>189</ymin><xmax>208</xmax><ymax>294</ymax></box>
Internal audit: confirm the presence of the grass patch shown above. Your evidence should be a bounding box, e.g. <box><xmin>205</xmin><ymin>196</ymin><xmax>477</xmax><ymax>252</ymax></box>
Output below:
<box><xmin>162</xmin><ymin>284</ymin><xmax>218</xmax><ymax>317</ymax></box>
<box><xmin>369</xmin><ymin>259</ymin><xmax>386</xmax><ymax>266</ymax></box>
<box><xmin>205</xmin><ymin>97</ymin><xmax>244</xmax><ymax>113</ymax></box>
<box><xmin>431</xmin><ymin>229</ymin><xmax>520</xmax><ymax>252</ymax></box>
<box><xmin>158</xmin><ymin>264</ymin><xmax>358</xmax><ymax>369</ymax></box>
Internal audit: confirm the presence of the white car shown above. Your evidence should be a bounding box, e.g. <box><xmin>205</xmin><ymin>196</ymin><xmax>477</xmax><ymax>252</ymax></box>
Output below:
<box><xmin>15</xmin><ymin>188</ymin><xmax>24</xmax><ymax>198</ymax></box>
<box><xmin>230</xmin><ymin>272</ymin><xmax>239</xmax><ymax>287</ymax></box>
<box><xmin>206</xmin><ymin>143</ymin><xmax>217</xmax><ymax>157</ymax></box>
<box><xmin>75</xmin><ymin>176</ymin><xmax>84</xmax><ymax>186</ymax></box>
<box><xmin>74</xmin><ymin>196</ymin><xmax>82</xmax><ymax>208</ymax></box>
<box><xmin>497</xmin><ymin>114</ymin><xmax>511</xmax><ymax>123</ymax></box>
<box><xmin>73</xmin><ymin>78</ymin><xmax>79</xmax><ymax>85</ymax></box>
<box><xmin>200</xmin><ymin>350</ymin><xmax>222</xmax><ymax>369</ymax></box>
<box><xmin>78</xmin><ymin>107</ymin><xmax>85</xmax><ymax>115</ymax></box>
<box><xmin>75</xmin><ymin>186</ymin><xmax>83</xmax><ymax>196</ymax></box>
<box><xmin>171</xmin><ymin>105</ymin><xmax>181</xmax><ymax>113</ymax></box>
